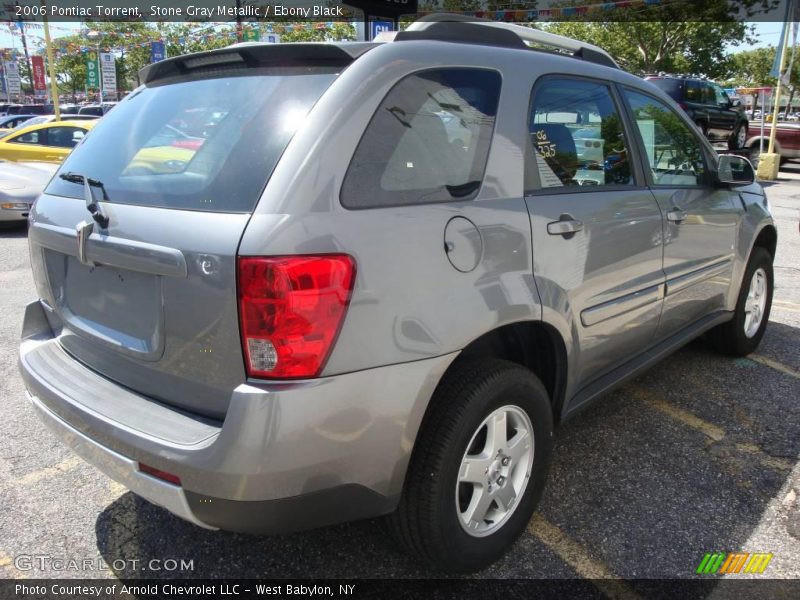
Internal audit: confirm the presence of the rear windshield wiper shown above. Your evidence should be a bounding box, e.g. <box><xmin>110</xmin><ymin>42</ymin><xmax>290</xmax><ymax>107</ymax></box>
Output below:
<box><xmin>59</xmin><ymin>171</ymin><xmax>110</xmax><ymax>228</ymax></box>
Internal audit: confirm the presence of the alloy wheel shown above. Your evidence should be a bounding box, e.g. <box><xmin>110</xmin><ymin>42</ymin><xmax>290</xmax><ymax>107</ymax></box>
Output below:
<box><xmin>456</xmin><ymin>405</ymin><xmax>534</xmax><ymax>537</ymax></box>
<box><xmin>744</xmin><ymin>267</ymin><xmax>768</xmax><ymax>338</ymax></box>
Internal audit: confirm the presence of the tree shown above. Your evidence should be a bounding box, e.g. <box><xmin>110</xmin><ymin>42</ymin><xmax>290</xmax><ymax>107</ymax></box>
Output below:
<box><xmin>728</xmin><ymin>45</ymin><xmax>800</xmax><ymax>116</ymax></box>
<box><xmin>540</xmin><ymin>0</ymin><xmax>771</xmax><ymax>78</ymax></box>
<box><xmin>543</xmin><ymin>20</ymin><xmax>753</xmax><ymax>78</ymax></box>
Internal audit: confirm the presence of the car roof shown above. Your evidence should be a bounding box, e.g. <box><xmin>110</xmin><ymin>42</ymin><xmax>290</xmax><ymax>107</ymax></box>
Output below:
<box><xmin>139</xmin><ymin>18</ymin><xmax>620</xmax><ymax>85</ymax></box>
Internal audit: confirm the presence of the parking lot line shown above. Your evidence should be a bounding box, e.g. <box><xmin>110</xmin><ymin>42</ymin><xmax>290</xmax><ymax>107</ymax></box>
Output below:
<box><xmin>17</xmin><ymin>455</ymin><xmax>84</xmax><ymax>486</ymax></box>
<box><xmin>772</xmin><ymin>304</ymin><xmax>800</xmax><ymax>313</ymax></box>
<box><xmin>627</xmin><ymin>385</ymin><xmax>726</xmax><ymax>441</ymax></box>
<box><xmin>0</xmin><ymin>550</ymin><xmax>26</xmax><ymax>578</ymax></box>
<box><xmin>735</xmin><ymin>442</ymin><xmax>794</xmax><ymax>472</ymax></box>
<box><xmin>748</xmin><ymin>354</ymin><xmax>800</xmax><ymax>380</ymax></box>
<box><xmin>628</xmin><ymin>385</ymin><xmax>793</xmax><ymax>474</ymax></box>
<box><xmin>528</xmin><ymin>515</ymin><xmax>642</xmax><ymax>600</ymax></box>
<box><xmin>773</xmin><ymin>299</ymin><xmax>800</xmax><ymax>308</ymax></box>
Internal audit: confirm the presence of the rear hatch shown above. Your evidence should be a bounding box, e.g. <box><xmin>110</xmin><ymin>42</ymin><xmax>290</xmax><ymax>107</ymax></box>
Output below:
<box><xmin>28</xmin><ymin>48</ymin><xmax>348</xmax><ymax>419</ymax></box>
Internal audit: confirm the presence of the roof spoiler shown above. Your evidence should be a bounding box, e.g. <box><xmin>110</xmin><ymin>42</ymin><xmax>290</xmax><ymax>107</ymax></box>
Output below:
<box><xmin>138</xmin><ymin>43</ymin><xmax>377</xmax><ymax>85</ymax></box>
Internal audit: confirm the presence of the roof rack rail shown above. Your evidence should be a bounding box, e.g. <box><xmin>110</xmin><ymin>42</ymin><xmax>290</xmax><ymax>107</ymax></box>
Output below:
<box><xmin>395</xmin><ymin>14</ymin><xmax>619</xmax><ymax>70</ymax></box>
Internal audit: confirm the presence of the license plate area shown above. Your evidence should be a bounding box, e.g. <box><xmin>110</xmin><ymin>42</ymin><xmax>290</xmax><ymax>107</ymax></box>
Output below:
<box><xmin>46</xmin><ymin>251</ymin><xmax>165</xmax><ymax>360</ymax></box>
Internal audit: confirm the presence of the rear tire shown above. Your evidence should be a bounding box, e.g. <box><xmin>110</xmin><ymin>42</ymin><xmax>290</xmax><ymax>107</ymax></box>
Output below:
<box><xmin>707</xmin><ymin>247</ymin><xmax>773</xmax><ymax>357</ymax></box>
<box><xmin>388</xmin><ymin>359</ymin><xmax>554</xmax><ymax>573</ymax></box>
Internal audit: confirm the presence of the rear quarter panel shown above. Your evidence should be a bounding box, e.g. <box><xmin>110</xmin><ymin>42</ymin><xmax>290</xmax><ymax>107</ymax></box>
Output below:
<box><xmin>238</xmin><ymin>42</ymin><xmax>543</xmax><ymax>376</ymax></box>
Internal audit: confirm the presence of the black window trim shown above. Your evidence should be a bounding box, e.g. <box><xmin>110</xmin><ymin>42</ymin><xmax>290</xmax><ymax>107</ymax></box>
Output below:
<box><xmin>339</xmin><ymin>66</ymin><xmax>503</xmax><ymax>211</ymax></box>
<box><xmin>616</xmin><ymin>84</ymin><xmax>718</xmax><ymax>190</ymax></box>
<box><xmin>524</xmin><ymin>73</ymin><xmax>648</xmax><ymax>197</ymax></box>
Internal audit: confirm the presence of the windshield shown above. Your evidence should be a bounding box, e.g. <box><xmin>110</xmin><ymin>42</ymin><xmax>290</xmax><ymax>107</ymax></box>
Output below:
<box><xmin>46</xmin><ymin>66</ymin><xmax>339</xmax><ymax>213</ymax></box>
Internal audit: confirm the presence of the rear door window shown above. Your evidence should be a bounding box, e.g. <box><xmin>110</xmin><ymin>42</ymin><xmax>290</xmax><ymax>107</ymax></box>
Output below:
<box><xmin>527</xmin><ymin>77</ymin><xmax>633</xmax><ymax>188</ymax></box>
<box><xmin>341</xmin><ymin>68</ymin><xmax>501</xmax><ymax>209</ymax></box>
<box><xmin>46</xmin><ymin>66</ymin><xmax>340</xmax><ymax>213</ymax></box>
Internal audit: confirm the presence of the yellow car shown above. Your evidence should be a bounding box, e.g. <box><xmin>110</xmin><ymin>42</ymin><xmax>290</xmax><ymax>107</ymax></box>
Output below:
<box><xmin>0</xmin><ymin>120</ymin><xmax>96</xmax><ymax>163</ymax></box>
<box><xmin>123</xmin><ymin>145</ymin><xmax>197</xmax><ymax>175</ymax></box>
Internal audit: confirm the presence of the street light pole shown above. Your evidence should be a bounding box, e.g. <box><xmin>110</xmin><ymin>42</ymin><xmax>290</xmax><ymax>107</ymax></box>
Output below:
<box><xmin>15</xmin><ymin>2</ymin><xmax>34</xmax><ymax>98</ymax></box>
<box><xmin>41</xmin><ymin>0</ymin><xmax>60</xmax><ymax>119</ymax></box>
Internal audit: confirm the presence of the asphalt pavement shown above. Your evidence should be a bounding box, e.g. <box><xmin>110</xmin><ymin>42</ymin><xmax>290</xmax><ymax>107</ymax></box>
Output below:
<box><xmin>0</xmin><ymin>173</ymin><xmax>798</xmax><ymax>587</ymax></box>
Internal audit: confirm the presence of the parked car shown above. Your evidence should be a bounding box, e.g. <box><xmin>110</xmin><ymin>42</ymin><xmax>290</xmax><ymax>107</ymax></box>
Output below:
<box><xmin>0</xmin><ymin>104</ymin><xmax>23</xmax><ymax>117</ymax></box>
<box><xmin>19</xmin><ymin>18</ymin><xmax>775</xmax><ymax>574</ymax></box>
<box><xmin>0</xmin><ymin>114</ymin><xmax>39</xmax><ymax>131</ymax></box>
<box><xmin>6</xmin><ymin>104</ymin><xmax>55</xmax><ymax>115</ymax></box>
<box><xmin>645</xmin><ymin>75</ymin><xmax>749</xmax><ymax>149</ymax></box>
<box><xmin>0</xmin><ymin>114</ymin><xmax>100</xmax><ymax>140</ymax></box>
<box><xmin>78</xmin><ymin>102</ymin><xmax>116</xmax><ymax>116</ymax></box>
<box><xmin>0</xmin><ymin>120</ymin><xmax>95</xmax><ymax>163</ymax></box>
<box><xmin>0</xmin><ymin>161</ymin><xmax>57</xmax><ymax>226</ymax></box>
<box><xmin>745</xmin><ymin>121</ymin><xmax>800</xmax><ymax>166</ymax></box>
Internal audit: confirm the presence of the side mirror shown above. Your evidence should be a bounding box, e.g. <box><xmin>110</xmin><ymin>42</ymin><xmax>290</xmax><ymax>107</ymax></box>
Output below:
<box><xmin>731</xmin><ymin>98</ymin><xmax>741</xmax><ymax>107</ymax></box>
<box><xmin>718</xmin><ymin>154</ymin><xmax>755</xmax><ymax>185</ymax></box>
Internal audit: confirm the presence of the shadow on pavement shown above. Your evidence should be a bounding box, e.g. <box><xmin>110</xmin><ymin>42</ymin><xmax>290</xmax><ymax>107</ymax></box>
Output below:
<box><xmin>95</xmin><ymin>323</ymin><xmax>799</xmax><ymax>579</ymax></box>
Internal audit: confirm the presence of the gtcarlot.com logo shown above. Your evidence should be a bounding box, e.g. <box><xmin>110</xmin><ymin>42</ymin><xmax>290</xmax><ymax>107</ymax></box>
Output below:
<box><xmin>696</xmin><ymin>552</ymin><xmax>773</xmax><ymax>575</ymax></box>
<box><xmin>14</xmin><ymin>555</ymin><xmax>194</xmax><ymax>572</ymax></box>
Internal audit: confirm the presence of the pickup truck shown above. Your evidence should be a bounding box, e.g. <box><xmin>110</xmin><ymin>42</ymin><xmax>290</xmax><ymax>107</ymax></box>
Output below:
<box><xmin>746</xmin><ymin>121</ymin><xmax>800</xmax><ymax>165</ymax></box>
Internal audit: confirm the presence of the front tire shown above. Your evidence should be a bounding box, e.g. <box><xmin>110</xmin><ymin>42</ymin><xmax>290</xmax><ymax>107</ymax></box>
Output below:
<box><xmin>388</xmin><ymin>359</ymin><xmax>554</xmax><ymax>573</ymax></box>
<box><xmin>707</xmin><ymin>247</ymin><xmax>773</xmax><ymax>356</ymax></box>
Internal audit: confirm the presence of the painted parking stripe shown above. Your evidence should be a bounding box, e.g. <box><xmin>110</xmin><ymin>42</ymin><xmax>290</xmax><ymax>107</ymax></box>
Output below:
<box><xmin>628</xmin><ymin>385</ymin><xmax>725</xmax><ymax>441</ymax></box>
<box><xmin>0</xmin><ymin>550</ymin><xmax>27</xmax><ymax>578</ymax></box>
<box><xmin>628</xmin><ymin>385</ymin><xmax>792</xmax><ymax>473</ymax></box>
<box><xmin>748</xmin><ymin>354</ymin><xmax>800</xmax><ymax>380</ymax></box>
<box><xmin>528</xmin><ymin>515</ymin><xmax>642</xmax><ymax>600</ymax></box>
<box><xmin>17</xmin><ymin>455</ymin><xmax>84</xmax><ymax>486</ymax></box>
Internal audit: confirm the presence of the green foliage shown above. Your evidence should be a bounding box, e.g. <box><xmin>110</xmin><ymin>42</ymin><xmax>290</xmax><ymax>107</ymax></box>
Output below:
<box><xmin>33</xmin><ymin>21</ymin><xmax>356</xmax><ymax>98</ymax></box>
<box><xmin>727</xmin><ymin>45</ymin><xmax>800</xmax><ymax>115</ymax></box>
<box><xmin>543</xmin><ymin>21</ymin><xmax>752</xmax><ymax>78</ymax></box>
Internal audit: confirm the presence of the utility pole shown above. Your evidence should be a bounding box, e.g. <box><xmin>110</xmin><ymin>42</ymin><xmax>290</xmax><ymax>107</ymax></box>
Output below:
<box><xmin>15</xmin><ymin>2</ymin><xmax>34</xmax><ymax>97</ymax></box>
<box><xmin>41</xmin><ymin>0</ymin><xmax>59</xmax><ymax>119</ymax></box>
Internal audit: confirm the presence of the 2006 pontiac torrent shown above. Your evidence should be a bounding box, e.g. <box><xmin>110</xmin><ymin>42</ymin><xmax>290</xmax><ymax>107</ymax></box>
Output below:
<box><xmin>20</xmin><ymin>16</ymin><xmax>776</xmax><ymax>573</ymax></box>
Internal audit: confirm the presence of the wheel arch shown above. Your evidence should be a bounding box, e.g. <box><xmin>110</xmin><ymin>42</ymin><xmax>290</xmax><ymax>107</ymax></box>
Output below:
<box><xmin>751</xmin><ymin>223</ymin><xmax>778</xmax><ymax>259</ymax></box>
<box><xmin>438</xmin><ymin>321</ymin><xmax>568</xmax><ymax>421</ymax></box>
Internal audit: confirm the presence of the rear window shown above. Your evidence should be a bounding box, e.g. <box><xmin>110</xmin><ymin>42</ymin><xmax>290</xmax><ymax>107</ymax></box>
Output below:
<box><xmin>341</xmin><ymin>68</ymin><xmax>501</xmax><ymax>209</ymax></box>
<box><xmin>647</xmin><ymin>78</ymin><xmax>683</xmax><ymax>101</ymax></box>
<box><xmin>47</xmin><ymin>66</ymin><xmax>339</xmax><ymax>213</ymax></box>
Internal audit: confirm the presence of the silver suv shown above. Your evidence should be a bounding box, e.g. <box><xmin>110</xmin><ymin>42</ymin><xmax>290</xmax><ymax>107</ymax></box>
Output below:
<box><xmin>19</xmin><ymin>17</ymin><xmax>775</xmax><ymax>573</ymax></box>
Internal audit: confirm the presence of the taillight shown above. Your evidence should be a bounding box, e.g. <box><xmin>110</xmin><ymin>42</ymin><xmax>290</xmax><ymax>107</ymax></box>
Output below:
<box><xmin>237</xmin><ymin>255</ymin><xmax>356</xmax><ymax>379</ymax></box>
<box><xmin>678</xmin><ymin>102</ymin><xmax>688</xmax><ymax>110</ymax></box>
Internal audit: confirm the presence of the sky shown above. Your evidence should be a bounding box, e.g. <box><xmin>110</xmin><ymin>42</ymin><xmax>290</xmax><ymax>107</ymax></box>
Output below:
<box><xmin>746</xmin><ymin>21</ymin><xmax>787</xmax><ymax>49</ymax></box>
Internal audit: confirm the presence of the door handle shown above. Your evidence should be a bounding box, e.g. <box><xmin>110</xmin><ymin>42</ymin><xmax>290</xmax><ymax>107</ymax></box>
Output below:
<box><xmin>547</xmin><ymin>217</ymin><xmax>584</xmax><ymax>237</ymax></box>
<box><xmin>666</xmin><ymin>207</ymin><xmax>688</xmax><ymax>223</ymax></box>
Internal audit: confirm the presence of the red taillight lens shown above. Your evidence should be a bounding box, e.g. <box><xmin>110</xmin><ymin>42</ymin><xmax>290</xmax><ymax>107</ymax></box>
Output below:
<box><xmin>138</xmin><ymin>462</ymin><xmax>182</xmax><ymax>486</ymax></box>
<box><xmin>237</xmin><ymin>255</ymin><xmax>356</xmax><ymax>379</ymax></box>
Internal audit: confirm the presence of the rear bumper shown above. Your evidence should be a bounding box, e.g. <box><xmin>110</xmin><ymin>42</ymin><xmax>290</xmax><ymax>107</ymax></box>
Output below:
<box><xmin>19</xmin><ymin>299</ymin><xmax>456</xmax><ymax>533</ymax></box>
